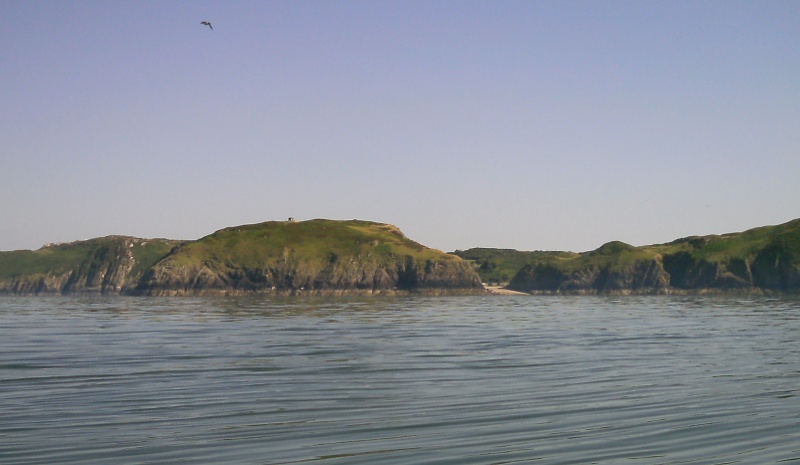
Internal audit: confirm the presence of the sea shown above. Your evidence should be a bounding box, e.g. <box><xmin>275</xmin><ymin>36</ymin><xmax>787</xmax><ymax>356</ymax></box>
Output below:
<box><xmin>1</xmin><ymin>295</ymin><xmax>799</xmax><ymax>464</ymax></box>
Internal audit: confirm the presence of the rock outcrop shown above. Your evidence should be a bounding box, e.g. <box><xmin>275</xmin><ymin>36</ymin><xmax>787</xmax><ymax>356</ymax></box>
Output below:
<box><xmin>133</xmin><ymin>253</ymin><xmax>482</xmax><ymax>296</ymax></box>
<box><xmin>0</xmin><ymin>237</ymin><xmax>179</xmax><ymax>295</ymax></box>
<box><xmin>507</xmin><ymin>242</ymin><xmax>671</xmax><ymax>295</ymax></box>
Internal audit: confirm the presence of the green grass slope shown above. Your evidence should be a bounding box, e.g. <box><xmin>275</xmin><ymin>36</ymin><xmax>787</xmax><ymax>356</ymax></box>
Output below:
<box><xmin>134</xmin><ymin>219</ymin><xmax>484</xmax><ymax>295</ymax></box>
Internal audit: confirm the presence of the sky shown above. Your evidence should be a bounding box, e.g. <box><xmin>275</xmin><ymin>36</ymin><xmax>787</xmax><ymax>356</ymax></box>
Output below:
<box><xmin>1</xmin><ymin>0</ymin><xmax>799</xmax><ymax>253</ymax></box>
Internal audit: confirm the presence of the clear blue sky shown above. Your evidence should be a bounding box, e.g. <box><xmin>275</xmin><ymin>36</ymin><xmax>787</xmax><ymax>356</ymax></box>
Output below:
<box><xmin>2</xmin><ymin>0</ymin><xmax>798</xmax><ymax>253</ymax></box>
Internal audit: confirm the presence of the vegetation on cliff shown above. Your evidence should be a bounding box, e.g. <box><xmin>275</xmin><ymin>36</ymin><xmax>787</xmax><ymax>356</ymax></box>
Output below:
<box><xmin>3</xmin><ymin>218</ymin><xmax>799</xmax><ymax>296</ymax></box>
<box><xmin>451</xmin><ymin>248</ymin><xmax>576</xmax><ymax>285</ymax></box>
<box><xmin>0</xmin><ymin>220</ymin><xmax>483</xmax><ymax>295</ymax></box>
<box><xmin>505</xmin><ymin>219</ymin><xmax>800</xmax><ymax>294</ymax></box>
<box><xmin>134</xmin><ymin>219</ymin><xmax>483</xmax><ymax>295</ymax></box>
<box><xmin>0</xmin><ymin>237</ymin><xmax>179</xmax><ymax>294</ymax></box>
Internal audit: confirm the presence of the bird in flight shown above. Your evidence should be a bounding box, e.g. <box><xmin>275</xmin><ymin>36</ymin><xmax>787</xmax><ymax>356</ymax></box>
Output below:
<box><xmin>201</xmin><ymin>21</ymin><xmax>213</xmax><ymax>30</ymax></box>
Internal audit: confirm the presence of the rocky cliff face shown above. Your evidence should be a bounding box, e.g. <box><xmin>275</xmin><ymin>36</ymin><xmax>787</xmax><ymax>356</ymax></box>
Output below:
<box><xmin>4</xmin><ymin>218</ymin><xmax>798</xmax><ymax>296</ymax></box>
<box><xmin>508</xmin><ymin>254</ymin><xmax>671</xmax><ymax>295</ymax></box>
<box><xmin>507</xmin><ymin>220</ymin><xmax>800</xmax><ymax>294</ymax></box>
<box><xmin>0</xmin><ymin>237</ymin><xmax>178</xmax><ymax>295</ymax></box>
<box><xmin>129</xmin><ymin>220</ymin><xmax>484</xmax><ymax>296</ymax></box>
<box><xmin>5</xmin><ymin>274</ymin><xmax>73</xmax><ymax>295</ymax></box>
<box><xmin>0</xmin><ymin>220</ymin><xmax>483</xmax><ymax>296</ymax></box>
<box><xmin>133</xmin><ymin>245</ymin><xmax>483</xmax><ymax>296</ymax></box>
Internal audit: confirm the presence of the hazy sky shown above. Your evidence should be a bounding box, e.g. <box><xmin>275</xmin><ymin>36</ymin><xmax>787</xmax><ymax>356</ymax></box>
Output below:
<box><xmin>2</xmin><ymin>1</ymin><xmax>798</xmax><ymax>253</ymax></box>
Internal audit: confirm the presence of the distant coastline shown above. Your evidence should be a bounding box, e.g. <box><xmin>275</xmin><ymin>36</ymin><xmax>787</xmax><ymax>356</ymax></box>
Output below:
<box><xmin>1</xmin><ymin>218</ymin><xmax>799</xmax><ymax>296</ymax></box>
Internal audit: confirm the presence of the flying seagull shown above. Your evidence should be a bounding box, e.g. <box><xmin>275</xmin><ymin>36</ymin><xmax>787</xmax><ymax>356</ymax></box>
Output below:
<box><xmin>201</xmin><ymin>21</ymin><xmax>213</xmax><ymax>30</ymax></box>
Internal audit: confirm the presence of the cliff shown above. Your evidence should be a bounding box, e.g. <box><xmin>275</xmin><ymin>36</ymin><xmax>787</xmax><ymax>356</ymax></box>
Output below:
<box><xmin>0</xmin><ymin>220</ymin><xmax>483</xmax><ymax>296</ymax></box>
<box><xmin>4</xmin><ymin>218</ymin><xmax>798</xmax><ymax>296</ymax></box>
<box><xmin>0</xmin><ymin>236</ymin><xmax>179</xmax><ymax>295</ymax></box>
<box><xmin>133</xmin><ymin>220</ymin><xmax>483</xmax><ymax>296</ymax></box>
<box><xmin>506</xmin><ymin>219</ymin><xmax>800</xmax><ymax>294</ymax></box>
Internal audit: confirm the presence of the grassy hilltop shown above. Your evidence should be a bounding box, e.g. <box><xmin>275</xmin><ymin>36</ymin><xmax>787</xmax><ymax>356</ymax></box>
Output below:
<box><xmin>0</xmin><ymin>220</ymin><xmax>483</xmax><ymax>296</ymax></box>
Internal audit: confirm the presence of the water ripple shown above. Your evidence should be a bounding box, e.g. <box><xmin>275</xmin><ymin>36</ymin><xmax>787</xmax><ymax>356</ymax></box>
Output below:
<box><xmin>1</xmin><ymin>295</ymin><xmax>799</xmax><ymax>464</ymax></box>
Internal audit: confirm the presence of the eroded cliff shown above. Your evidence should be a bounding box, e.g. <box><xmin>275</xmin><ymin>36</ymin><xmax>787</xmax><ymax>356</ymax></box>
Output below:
<box><xmin>506</xmin><ymin>219</ymin><xmax>800</xmax><ymax>294</ymax></box>
<box><xmin>132</xmin><ymin>220</ymin><xmax>483</xmax><ymax>295</ymax></box>
<box><xmin>0</xmin><ymin>237</ymin><xmax>179</xmax><ymax>295</ymax></box>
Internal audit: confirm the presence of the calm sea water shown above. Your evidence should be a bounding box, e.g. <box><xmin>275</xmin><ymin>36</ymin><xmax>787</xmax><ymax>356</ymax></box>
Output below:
<box><xmin>1</xmin><ymin>295</ymin><xmax>799</xmax><ymax>464</ymax></box>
